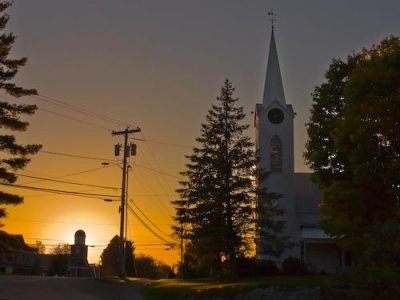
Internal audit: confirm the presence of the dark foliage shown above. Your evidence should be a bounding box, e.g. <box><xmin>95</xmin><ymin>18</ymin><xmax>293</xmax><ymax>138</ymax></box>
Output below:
<box><xmin>99</xmin><ymin>235</ymin><xmax>135</xmax><ymax>276</ymax></box>
<box><xmin>173</xmin><ymin>80</ymin><xmax>256</xmax><ymax>278</ymax></box>
<box><xmin>0</xmin><ymin>1</ymin><xmax>41</xmax><ymax>224</ymax></box>
<box><xmin>281</xmin><ymin>257</ymin><xmax>308</xmax><ymax>275</ymax></box>
<box><xmin>135</xmin><ymin>254</ymin><xmax>172</xmax><ymax>279</ymax></box>
<box><xmin>305</xmin><ymin>36</ymin><xmax>400</xmax><ymax>297</ymax></box>
<box><xmin>233</xmin><ymin>256</ymin><xmax>280</xmax><ymax>278</ymax></box>
<box><xmin>50</xmin><ymin>243</ymin><xmax>70</xmax><ymax>255</ymax></box>
<box><xmin>49</xmin><ymin>254</ymin><xmax>69</xmax><ymax>276</ymax></box>
<box><xmin>256</xmin><ymin>188</ymin><xmax>292</xmax><ymax>259</ymax></box>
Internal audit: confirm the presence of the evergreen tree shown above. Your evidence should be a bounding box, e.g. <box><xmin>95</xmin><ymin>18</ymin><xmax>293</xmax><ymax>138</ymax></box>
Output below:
<box><xmin>173</xmin><ymin>80</ymin><xmax>256</xmax><ymax>276</ymax></box>
<box><xmin>256</xmin><ymin>187</ymin><xmax>292</xmax><ymax>258</ymax></box>
<box><xmin>0</xmin><ymin>1</ymin><xmax>41</xmax><ymax>224</ymax></box>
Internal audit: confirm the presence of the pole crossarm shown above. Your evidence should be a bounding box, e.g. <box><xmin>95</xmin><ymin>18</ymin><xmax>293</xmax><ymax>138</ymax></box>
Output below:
<box><xmin>112</xmin><ymin>127</ymin><xmax>141</xmax><ymax>136</ymax></box>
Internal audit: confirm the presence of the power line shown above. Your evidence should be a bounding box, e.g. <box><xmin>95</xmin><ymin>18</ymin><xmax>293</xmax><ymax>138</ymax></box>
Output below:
<box><xmin>129</xmin><ymin>198</ymin><xmax>171</xmax><ymax>240</ymax></box>
<box><xmin>0</xmin><ymin>183</ymin><xmax>120</xmax><ymax>200</ymax></box>
<box><xmin>38</xmin><ymin>107</ymin><xmax>112</xmax><ymax>131</ymax></box>
<box><xmin>40</xmin><ymin>148</ymin><xmax>179</xmax><ymax>179</ymax></box>
<box><xmin>127</xmin><ymin>204</ymin><xmax>174</xmax><ymax>245</ymax></box>
<box><xmin>129</xmin><ymin>172</ymin><xmax>172</xmax><ymax>225</ymax></box>
<box><xmin>20</xmin><ymin>165</ymin><xmax>117</xmax><ymax>185</ymax></box>
<box><xmin>24</xmin><ymin>235</ymin><xmax>169</xmax><ymax>246</ymax></box>
<box><xmin>40</xmin><ymin>150</ymin><xmax>117</xmax><ymax>162</ymax></box>
<box><xmin>135</xmin><ymin>133</ymin><xmax>177</xmax><ymax>215</ymax></box>
<box><xmin>134</xmin><ymin>162</ymin><xmax>180</xmax><ymax>179</ymax></box>
<box><xmin>24</xmin><ymin>237</ymin><xmax>74</xmax><ymax>242</ymax></box>
<box><xmin>131</xmin><ymin>170</ymin><xmax>173</xmax><ymax>222</ymax></box>
<box><xmin>131</xmin><ymin>137</ymin><xmax>191</xmax><ymax>149</ymax></box>
<box><xmin>0</xmin><ymin>93</ymin><xmax>112</xmax><ymax>131</ymax></box>
<box><xmin>35</xmin><ymin>94</ymin><xmax>131</xmax><ymax>127</ymax></box>
<box><xmin>16</xmin><ymin>173</ymin><xmax>120</xmax><ymax>191</ymax></box>
<box><xmin>5</xmin><ymin>218</ymin><xmax>119</xmax><ymax>226</ymax></box>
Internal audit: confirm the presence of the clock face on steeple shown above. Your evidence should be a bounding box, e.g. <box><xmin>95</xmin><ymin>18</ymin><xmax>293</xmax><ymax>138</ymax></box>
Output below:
<box><xmin>268</xmin><ymin>108</ymin><xmax>284</xmax><ymax>124</ymax></box>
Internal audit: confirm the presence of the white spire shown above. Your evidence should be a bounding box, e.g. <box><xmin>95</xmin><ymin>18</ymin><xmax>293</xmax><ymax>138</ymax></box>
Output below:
<box><xmin>262</xmin><ymin>28</ymin><xmax>286</xmax><ymax>107</ymax></box>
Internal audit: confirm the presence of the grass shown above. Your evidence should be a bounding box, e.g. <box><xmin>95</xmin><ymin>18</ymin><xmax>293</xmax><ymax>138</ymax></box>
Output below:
<box><xmin>139</xmin><ymin>275</ymin><xmax>350</xmax><ymax>300</ymax></box>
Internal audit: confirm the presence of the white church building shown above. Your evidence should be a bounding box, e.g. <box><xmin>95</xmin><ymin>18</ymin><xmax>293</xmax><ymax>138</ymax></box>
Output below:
<box><xmin>254</xmin><ymin>26</ymin><xmax>350</xmax><ymax>274</ymax></box>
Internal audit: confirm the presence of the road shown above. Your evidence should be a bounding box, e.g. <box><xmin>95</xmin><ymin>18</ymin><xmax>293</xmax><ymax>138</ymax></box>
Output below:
<box><xmin>0</xmin><ymin>276</ymin><xmax>145</xmax><ymax>300</ymax></box>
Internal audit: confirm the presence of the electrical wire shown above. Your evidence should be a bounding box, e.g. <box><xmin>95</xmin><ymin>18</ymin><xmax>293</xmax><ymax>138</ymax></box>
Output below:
<box><xmin>38</xmin><ymin>107</ymin><xmax>112</xmax><ymax>131</ymax></box>
<box><xmin>129</xmin><ymin>198</ymin><xmax>172</xmax><ymax>239</ymax></box>
<box><xmin>127</xmin><ymin>204</ymin><xmax>174</xmax><ymax>245</ymax></box>
<box><xmin>133</xmin><ymin>162</ymin><xmax>180</xmax><ymax>179</ymax></box>
<box><xmin>19</xmin><ymin>164</ymin><xmax>117</xmax><ymax>185</ymax></box>
<box><xmin>0</xmin><ymin>183</ymin><xmax>120</xmax><ymax>200</ymax></box>
<box><xmin>41</xmin><ymin>149</ymin><xmax>179</xmax><ymax>179</ymax></box>
<box><xmin>16</xmin><ymin>173</ymin><xmax>120</xmax><ymax>191</ymax></box>
<box><xmin>132</xmin><ymin>138</ymin><xmax>191</xmax><ymax>149</ymax></box>
<box><xmin>35</xmin><ymin>94</ymin><xmax>131</xmax><ymax>127</ymax></box>
<box><xmin>5</xmin><ymin>218</ymin><xmax>119</xmax><ymax>226</ymax></box>
<box><xmin>40</xmin><ymin>150</ymin><xmax>117</xmax><ymax>162</ymax></box>
<box><xmin>0</xmin><ymin>93</ymin><xmax>127</xmax><ymax>132</ymax></box>
<box><xmin>130</xmin><ymin>170</ymin><xmax>173</xmax><ymax>221</ymax></box>
<box><xmin>135</xmin><ymin>134</ymin><xmax>177</xmax><ymax>214</ymax></box>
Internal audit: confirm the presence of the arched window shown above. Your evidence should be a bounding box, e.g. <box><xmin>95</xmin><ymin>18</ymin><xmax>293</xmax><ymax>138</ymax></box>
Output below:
<box><xmin>270</xmin><ymin>135</ymin><xmax>282</xmax><ymax>172</ymax></box>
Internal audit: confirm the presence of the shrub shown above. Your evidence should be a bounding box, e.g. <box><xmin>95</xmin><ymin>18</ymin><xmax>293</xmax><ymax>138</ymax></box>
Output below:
<box><xmin>282</xmin><ymin>257</ymin><xmax>308</xmax><ymax>275</ymax></box>
<box><xmin>255</xmin><ymin>259</ymin><xmax>280</xmax><ymax>276</ymax></box>
<box><xmin>232</xmin><ymin>257</ymin><xmax>280</xmax><ymax>277</ymax></box>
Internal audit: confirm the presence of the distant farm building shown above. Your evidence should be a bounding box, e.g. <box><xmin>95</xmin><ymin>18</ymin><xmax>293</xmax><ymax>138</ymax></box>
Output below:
<box><xmin>0</xmin><ymin>229</ymin><xmax>96</xmax><ymax>277</ymax></box>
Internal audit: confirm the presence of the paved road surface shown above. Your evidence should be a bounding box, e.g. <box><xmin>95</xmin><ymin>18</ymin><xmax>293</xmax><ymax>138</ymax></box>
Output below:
<box><xmin>0</xmin><ymin>276</ymin><xmax>145</xmax><ymax>300</ymax></box>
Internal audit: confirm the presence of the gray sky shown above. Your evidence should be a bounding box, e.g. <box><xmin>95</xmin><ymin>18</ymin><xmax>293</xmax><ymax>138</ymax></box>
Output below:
<box><xmin>9</xmin><ymin>0</ymin><xmax>400</xmax><ymax>172</ymax></box>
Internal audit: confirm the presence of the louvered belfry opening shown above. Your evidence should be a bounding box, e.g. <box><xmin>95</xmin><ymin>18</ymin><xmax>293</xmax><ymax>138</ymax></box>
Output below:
<box><xmin>270</xmin><ymin>135</ymin><xmax>282</xmax><ymax>172</ymax></box>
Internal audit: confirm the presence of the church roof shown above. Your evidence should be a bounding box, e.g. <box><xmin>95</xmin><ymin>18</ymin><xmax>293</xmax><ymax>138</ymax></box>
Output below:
<box><xmin>262</xmin><ymin>28</ymin><xmax>286</xmax><ymax>107</ymax></box>
<box><xmin>301</xmin><ymin>228</ymin><xmax>331</xmax><ymax>241</ymax></box>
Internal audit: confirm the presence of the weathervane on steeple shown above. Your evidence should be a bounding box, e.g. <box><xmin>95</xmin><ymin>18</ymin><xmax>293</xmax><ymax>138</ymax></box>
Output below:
<box><xmin>268</xmin><ymin>9</ymin><xmax>277</xmax><ymax>29</ymax></box>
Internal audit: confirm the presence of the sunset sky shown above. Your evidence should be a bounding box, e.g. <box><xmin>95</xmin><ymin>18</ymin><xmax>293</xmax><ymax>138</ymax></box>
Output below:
<box><xmin>2</xmin><ymin>0</ymin><xmax>400</xmax><ymax>265</ymax></box>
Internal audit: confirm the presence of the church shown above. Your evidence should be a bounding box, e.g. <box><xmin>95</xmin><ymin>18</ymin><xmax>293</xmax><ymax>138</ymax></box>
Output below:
<box><xmin>254</xmin><ymin>25</ymin><xmax>350</xmax><ymax>274</ymax></box>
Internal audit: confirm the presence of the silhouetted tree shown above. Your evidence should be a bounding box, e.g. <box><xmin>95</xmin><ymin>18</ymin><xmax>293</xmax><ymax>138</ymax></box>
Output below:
<box><xmin>100</xmin><ymin>235</ymin><xmax>135</xmax><ymax>276</ymax></box>
<box><xmin>0</xmin><ymin>1</ymin><xmax>41</xmax><ymax>225</ymax></box>
<box><xmin>48</xmin><ymin>243</ymin><xmax>70</xmax><ymax>275</ymax></box>
<box><xmin>305</xmin><ymin>36</ymin><xmax>400</xmax><ymax>298</ymax></box>
<box><xmin>173</xmin><ymin>80</ymin><xmax>257</xmax><ymax>277</ymax></box>
<box><xmin>50</xmin><ymin>243</ymin><xmax>70</xmax><ymax>255</ymax></box>
<box><xmin>35</xmin><ymin>240</ymin><xmax>45</xmax><ymax>254</ymax></box>
<box><xmin>135</xmin><ymin>254</ymin><xmax>171</xmax><ymax>279</ymax></box>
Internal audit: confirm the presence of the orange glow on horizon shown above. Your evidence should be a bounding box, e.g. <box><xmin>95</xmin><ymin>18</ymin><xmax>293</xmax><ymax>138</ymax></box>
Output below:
<box><xmin>2</xmin><ymin>145</ymin><xmax>181</xmax><ymax>266</ymax></box>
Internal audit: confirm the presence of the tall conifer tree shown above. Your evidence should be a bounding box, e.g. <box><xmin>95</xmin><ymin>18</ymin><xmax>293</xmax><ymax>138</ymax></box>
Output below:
<box><xmin>173</xmin><ymin>80</ymin><xmax>256</xmax><ymax>276</ymax></box>
<box><xmin>0</xmin><ymin>1</ymin><xmax>41</xmax><ymax>224</ymax></box>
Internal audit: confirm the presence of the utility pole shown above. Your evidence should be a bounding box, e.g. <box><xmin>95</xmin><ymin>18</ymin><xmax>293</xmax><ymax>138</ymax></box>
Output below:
<box><xmin>112</xmin><ymin>127</ymin><xmax>140</xmax><ymax>278</ymax></box>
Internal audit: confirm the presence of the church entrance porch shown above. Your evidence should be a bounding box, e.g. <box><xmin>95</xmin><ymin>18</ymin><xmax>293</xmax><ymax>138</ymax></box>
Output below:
<box><xmin>300</xmin><ymin>228</ymin><xmax>347</xmax><ymax>274</ymax></box>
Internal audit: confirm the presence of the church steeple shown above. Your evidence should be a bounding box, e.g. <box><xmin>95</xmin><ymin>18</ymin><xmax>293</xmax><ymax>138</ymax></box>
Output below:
<box><xmin>262</xmin><ymin>27</ymin><xmax>286</xmax><ymax>107</ymax></box>
<box><xmin>255</xmin><ymin>11</ymin><xmax>297</xmax><ymax>264</ymax></box>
